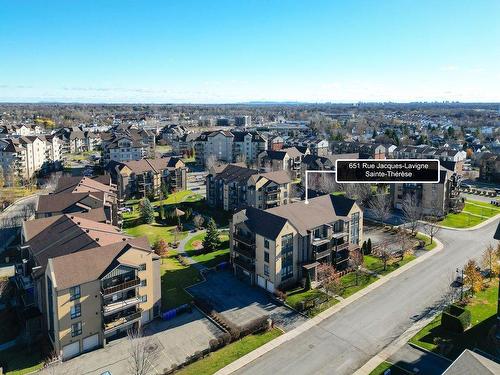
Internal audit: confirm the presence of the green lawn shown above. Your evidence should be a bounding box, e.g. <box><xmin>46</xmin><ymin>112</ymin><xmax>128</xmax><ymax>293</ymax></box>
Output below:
<box><xmin>124</xmin><ymin>222</ymin><xmax>187</xmax><ymax>245</ymax></box>
<box><xmin>286</xmin><ymin>287</ymin><xmax>338</xmax><ymax>316</ymax></box>
<box><xmin>176</xmin><ymin>328</ymin><xmax>282</xmax><ymax>375</ymax></box>
<box><xmin>339</xmin><ymin>272</ymin><xmax>379</xmax><ymax>298</ymax></box>
<box><xmin>463</xmin><ymin>202</ymin><xmax>499</xmax><ymax>218</ymax></box>
<box><xmin>363</xmin><ymin>254</ymin><xmax>416</xmax><ymax>276</ymax></box>
<box><xmin>0</xmin><ymin>346</ymin><xmax>46</xmax><ymax>375</ymax></box>
<box><xmin>440</xmin><ymin>212</ymin><xmax>484</xmax><ymax>228</ymax></box>
<box><xmin>415</xmin><ymin>232</ymin><xmax>437</xmax><ymax>250</ymax></box>
<box><xmin>369</xmin><ymin>361</ymin><xmax>411</xmax><ymax>375</ymax></box>
<box><xmin>160</xmin><ymin>253</ymin><xmax>202</xmax><ymax>310</ymax></box>
<box><xmin>184</xmin><ymin>232</ymin><xmax>230</xmax><ymax>268</ymax></box>
<box><xmin>409</xmin><ymin>281</ymin><xmax>499</xmax><ymax>359</ymax></box>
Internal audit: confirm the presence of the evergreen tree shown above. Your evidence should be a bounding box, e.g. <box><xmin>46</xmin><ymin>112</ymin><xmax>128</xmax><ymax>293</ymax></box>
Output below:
<box><xmin>367</xmin><ymin>238</ymin><xmax>372</xmax><ymax>254</ymax></box>
<box><xmin>305</xmin><ymin>271</ymin><xmax>312</xmax><ymax>291</ymax></box>
<box><xmin>140</xmin><ymin>197</ymin><xmax>155</xmax><ymax>224</ymax></box>
<box><xmin>202</xmin><ymin>218</ymin><xmax>220</xmax><ymax>253</ymax></box>
<box><xmin>161</xmin><ymin>181</ymin><xmax>169</xmax><ymax>201</ymax></box>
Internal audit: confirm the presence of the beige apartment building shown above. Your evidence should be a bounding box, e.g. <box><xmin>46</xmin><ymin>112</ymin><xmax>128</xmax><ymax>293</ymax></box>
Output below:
<box><xmin>230</xmin><ymin>194</ymin><xmax>363</xmax><ymax>292</ymax></box>
<box><xmin>45</xmin><ymin>239</ymin><xmax>161</xmax><ymax>360</ymax></box>
<box><xmin>391</xmin><ymin>165</ymin><xmax>461</xmax><ymax>217</ymax></box>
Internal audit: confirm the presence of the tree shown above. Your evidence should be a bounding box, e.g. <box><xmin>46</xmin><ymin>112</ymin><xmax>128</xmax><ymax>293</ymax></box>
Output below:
<box><xmin>205</xmin><ymin>154</ymin><xmax>218</xmax><ymax>172</ymax></box>
<box><xmin>161</xmin><ymin>181</ymin><xmax>169</xmax><ymax>201</ymax></box>
<box><xmin>401</xmin><ymin>195</ymin><xmax>422</xmax><ymax>235</ymax></box>
<box><xmin>481</xmin><ymin>244</ymin><xmax>499</xmax><ymax>279</ymax></box>
<box><xmin>367</xmin><ymin>238</ymin><xmax>372</xmax><ymax>254</ymax></box>
<box><xmin>344</xmin><ymin>183</ymin><xmax>372</xmax><ymax>207</ymax></box>
<box><xmin>305</xmin><ymin>271</ymin><xmax>312</xmax><ymax>291</ymax></box>
<box><xmin>463</xmin><ymin>259</ymin><xmax>483</xmax><ymax>294</ymax></box>
<box><xmin>127</xmin><ymin>328</ymin><xmax>159</xmax><ymax>375</ymax></box>
<box><xmin>379</xmin><ymin>246</ymin><xmax>392</xmax><ymax>271</ymax></box>
<box><xmin>139</xmin><ymin>197</ymin><xmax>155</xmax><ymax>224</ymax></box>
<box><xmin>398</xmin><ymin>229</ymin><xmax>413</xmax><ymax>258</ymax></box>
<box><xmin>202</xmin><ymin>218</ymin><xmax>220</xmax><ymax>253</ymax></box>
<box><xmin>423</xmin><ymin>217</ymin><xmax>441</xmax><ymax>245</ymax></box>
<box><xmin>324</xmin><ymin>273</ymin><xmax>343</xmax><ymax>299</ymax></box>
<box><xmin>317</xmin><ymin>263</ymin><xmax>336</xmax><ymax>284</ymax></box>
<box><xmin>193</xmin><ymin>214</ymin><xmax>204</xmax><ymax>229</ymax></box>
<box><xmin>0</xmin><ymin>165</ymin><xmax>4</xmax><ymax>188</ymax></box>
<box><xmin>153</xmin><ymin>238</ymin><xmax>168</xmax><ymax>257</ymax></box>
<box><xmin>349</xmin><ymin>248</ymin><xmax>364</xmax><ymax>285</ymax></box>
<box><xmin>369</xmin><ymin>194</ymin><xmax>391</xmax><ymax>224</ymax></box>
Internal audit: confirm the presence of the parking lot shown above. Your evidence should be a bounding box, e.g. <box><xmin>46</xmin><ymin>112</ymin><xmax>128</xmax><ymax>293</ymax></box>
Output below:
<box><xmin>43</xmin><ymin>309</ymin><xmax>223</xmax><ymax>375</ymax></box>
<box><xmin>187</xmin><ymin>270</ymin><xmax>307</xmax><ymax>332</ymax></box>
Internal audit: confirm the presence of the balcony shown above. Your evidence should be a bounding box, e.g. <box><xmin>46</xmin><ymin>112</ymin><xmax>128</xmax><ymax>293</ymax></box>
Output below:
<box><xmin>233</xmin><ymin>232</ymin><xmax>255</xmax><ymax>246</ymax></box>
<box><xmin>233</xmin><ymin>256</ymin><xmax>255</xmax><ymax>272</ymax></box>
<box><xmin>233</xmin><ymin>243</ymin><xmax>255</xmax><ymax>259</ymax></box>
<box><xmin>103</xmin><ymin>309</ymin><xmax>142</xmax><ymax>335</ymax></box>
<box><xmin>101</xmin><ymin>278</ymin><xmax>140</xmax><ymax>296</ymax></box>
<box><xmin>103</xmin><ymin>296</ymin><xmax>141</xmax><ymax>316</ymax></box>
<box><xmin>335</xmin><ymin>242</ymin><xmax>350</xmax><ymax>251</ymax></box>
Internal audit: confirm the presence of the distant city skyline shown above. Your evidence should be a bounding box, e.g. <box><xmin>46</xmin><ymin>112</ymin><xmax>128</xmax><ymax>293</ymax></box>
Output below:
<box><xmin>1</xmin><ymin>0</ymin><xmax>499</xmax><ymax>103</ymax></box>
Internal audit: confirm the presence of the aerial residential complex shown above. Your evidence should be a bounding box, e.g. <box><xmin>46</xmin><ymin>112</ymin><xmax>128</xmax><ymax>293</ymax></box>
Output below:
<box><xmin>230</xmin><ymin>194</ymin><xmax>363</xmax><ymax>291</ymax></box>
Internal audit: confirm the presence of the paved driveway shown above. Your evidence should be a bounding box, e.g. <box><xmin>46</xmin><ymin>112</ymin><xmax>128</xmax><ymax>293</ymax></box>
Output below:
<box><xmin>43</xmin><ymin>308</ymin><xmax>223</xmax><ymax>375</ymax></box>
<box><xmin>234</xmin><ymin>219</ymin><xmax>499</xmax><ymax>375</ymax></box>
<box><xmin>388</xmin><ymin>344</ymin><xmax>451</xmax><ymax>375</ymax></box>
<box><xmin>187</xmin><ymin>270</ymin><xmax>307</xmax><ymax>332</ymax></box>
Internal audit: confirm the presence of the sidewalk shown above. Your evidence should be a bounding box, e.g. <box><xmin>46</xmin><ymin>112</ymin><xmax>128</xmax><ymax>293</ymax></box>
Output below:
<box><xmin>216</xmin><ymin>238</ymin><xmax>445</xmax><ymax>375</ymax></box>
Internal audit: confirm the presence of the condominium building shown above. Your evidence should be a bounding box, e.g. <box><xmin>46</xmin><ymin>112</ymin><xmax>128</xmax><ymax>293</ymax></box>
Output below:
<box><xmin>391</xmin><ymin>165</ymin><xmax>461</xmax><ymax>217</ymax></box>
<box><xmin>206</xmin><ymin>164</ymin><xmax>291</xmax><ymax>212</ymax></box>
<box><xmin>45</xmin><ymin>239</ymin><xmax>161</xmax><ymax>360</ymax></box>
<box><xmin>230</xmin><ymin>194</ymin><xmax>363</xmax><ymax>291</ymax></box>
<box><xmin>108</xmin><ymin>157</ymin><xmax>187</xmax><ymax>200</ymax></box>
<box><xmin>0</xmin><ymin>135</ymin><xmax>62</xmax><ymax>183</ymax></box>
<box><xmin>194</xmin><ymin>130</ymin><xmax>267</xmax><ymax>166</ymax></box>
<box><xmin>235</xmin><ymin>115</ymin><xmax>251</xmax><ymax>127</ymax></box>
<box><xmin>257</xmin><ymin>147</ymin><xmax>308</xmax><ymax>179</ymax></box>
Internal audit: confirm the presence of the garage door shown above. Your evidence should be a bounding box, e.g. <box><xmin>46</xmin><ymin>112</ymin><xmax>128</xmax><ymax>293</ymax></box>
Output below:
<box><xmin>62</xmin><ymin>341</ymin><xmax>80</xmax><ymax>361</ymax></box>
<box><xmin>82</xmin><ymin>334</ymin><xmax>99</xmax><ymax>352</ymax></box>
<box><xmin>141</xmin><ymin>309</ymin><xmax>150</xmax><ymax>325</ymax></box>
<box><xmin>266</xmin><ymin>281</ymin><xmax>275</xmax><ymax>293</ymax></box>
<box><xmin>257</xmin><ymin>275</ymin><xmax>265</xmax><ymax>289</ymax></box>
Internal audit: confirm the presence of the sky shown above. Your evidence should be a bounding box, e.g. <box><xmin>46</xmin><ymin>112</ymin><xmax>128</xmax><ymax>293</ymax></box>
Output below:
<box><xmin>0</xmin><ymin>0</ymin><xmax>499</xmax><ymax>103</ymax></box>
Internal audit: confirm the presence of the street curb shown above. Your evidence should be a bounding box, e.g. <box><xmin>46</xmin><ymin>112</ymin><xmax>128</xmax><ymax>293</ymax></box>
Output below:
<box><xmin>434</xmin><ymin>214</ymin><xmax>499</xmax><ymax>231</ymax></box>
<box><xmin>215</xmin><ymin>238</ymin><xmax>445</xmax><ymax>375</ymax></box>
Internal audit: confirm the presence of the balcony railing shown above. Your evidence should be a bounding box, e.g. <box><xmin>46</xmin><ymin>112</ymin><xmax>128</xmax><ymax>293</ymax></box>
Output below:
<box><xmin>233</xmin><ymin>233</ymin><xmax>255</xmax><ymax>246</ymax></box>
<box><xmin>313</xmin><ymin>247</ymin><xmax>332</xmax><ymax>260</ymax></box>
<box><xmin>103</xmin><ymin>310</ymin><xmax>142</xmax><ymax>334</ymax></box>
<box><xmin>335</xmin><ymin>242</ymin><xmax>350</xmax><ymax>251</ymax></box>
<box><xmin>233</xmin><ymin>256</ymin><xmax>255</xmax><ymax>272</ymax></box>
<box><xmin>103</xmin><ymin>296</ymin><xmax>141</xmax><ymax>316</ymax></box>
<box><xmin>233</xmin><ymin>244</ymin><xmax>255</xmax><ymax>259</ymax></box>
<box><xmin>101</xmin><ymin>278</ymin><xmax>140</xmax><ymax>296</ymax></box>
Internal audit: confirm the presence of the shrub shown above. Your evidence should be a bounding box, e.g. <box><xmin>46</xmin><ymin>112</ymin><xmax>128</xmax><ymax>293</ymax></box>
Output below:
<box><xmin>274</xmin><ymin>289</ymin><xmax>287</xmax><ymax>300</ymax></box>
<box><xmin>240</xmin><ymin>315</ymin><xmax>270</xmax><ymax>336</ymax></box>
<box><xmin>441</xmin><ymin>304</ymin><xmax>471</xmax><ymax>333</ymax></box>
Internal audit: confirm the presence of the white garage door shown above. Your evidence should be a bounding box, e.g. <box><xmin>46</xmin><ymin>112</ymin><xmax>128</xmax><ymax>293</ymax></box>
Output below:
<box><xmin>62</xmin><ymin>341</ymin><xmax>80</xmax><ymax>361</ymax></box>
<box><xmin>82</xmin><ymin>334</ymin><xmax>99</xmax><ymax>352</ymax></box>
<box><xmin>141</xmin><ymin>309</ymin><xmax>150</xmax><ymax>325</ymax></box>
<box><xmin>257</xmin><ymin>275</ymin><xmax>265</xmax><ymax>289</ymax></box>
<box><xmin>266</xmin><ymin>281</ymin><xmax>275</xmax><ymax>293</ymax></box>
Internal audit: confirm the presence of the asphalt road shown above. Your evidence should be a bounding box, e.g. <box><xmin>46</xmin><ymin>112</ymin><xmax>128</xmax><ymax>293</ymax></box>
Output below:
<box><xmin>234</xmin><ymin>220</ymin><xmax>499</xmax><ymax>375</ymax></box>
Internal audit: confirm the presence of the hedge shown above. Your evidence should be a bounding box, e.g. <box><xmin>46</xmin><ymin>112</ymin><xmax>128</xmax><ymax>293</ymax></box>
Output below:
<box><xmin>441</xmin><ymin>304</ymin><xmax>471</xmax><ymax>333</ymax></box>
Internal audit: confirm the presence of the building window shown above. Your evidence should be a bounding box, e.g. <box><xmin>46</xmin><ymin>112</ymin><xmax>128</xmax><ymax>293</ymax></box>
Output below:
<box><xmin>70</xmin><ymin>304</ymin><xmax>81</xmax><ymax>319</ymax></box>
<box><xmin>139</xmin><ymin>264</ymin><xmax>146</xmax><ymax>271</ymax></box>
<box><xmin>70</xmin><ymin>285</ymin><xmax>81</xmax><ymax>301</ymax></box>
<box><xmin>281</xmin><ymin>234</ymin><xmax>294</xmax><ymax>281</ymax></box>
<box><xmin>141</xmin><ymin>279</ymin><xmax>147</xmax><ymax>287</ymax></box>
<box><xmin>264</xmin><ymin>239</ymin><xmax>269</xmax><ymax>249</ymax></box>
<box><xmin>140</xmin><ymin>295</ymin><xmax>148</xmax><ymax>303</ymax></box>
<box><xmin>71</xmin><ymin>322</ymin><xmax>82</xmax><ymax>337</ymax></box>
<box><xmin>350</xmin><ymin>212</ymin><xmax>360</xmax><ymax>245</ymax></box>
<box><xmin>264</xmin><ymin>264</ymin><xmax>269</xmax><ymax>276</ymax></box>
<box><xmin>264</xmin><ymin>251</ymin><xmax>269</xmax><ymax>263</ymax></box>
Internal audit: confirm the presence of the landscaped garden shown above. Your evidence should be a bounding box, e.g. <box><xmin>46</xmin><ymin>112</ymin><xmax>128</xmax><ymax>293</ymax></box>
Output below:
<box><xmin>176</xmin><ymin>328</ymin><xmax>282</xmax><ymax>375</ymax></box>
<box><xmin>184</xmin><ymin>231</ymin><xmax>230</xmax><ymax>268</ymax></box>
<box><xmin>160</xmin><ymin>251</ymin><xmax>202</xmax><ymax>310</ymax></box>
<box><xmin>364</xmin><ymin>253</ymin><xmax>416</xmax><ymax>276</ymax></box>
<box><xmin>440</xmin><ymin>199</ymin><xmax>499</xmax><ymax>228</ymax></box>
<box><xmin>409</xmin><ymin>279</ymin><xmax>499</xmax><ymax>360</ymax></box>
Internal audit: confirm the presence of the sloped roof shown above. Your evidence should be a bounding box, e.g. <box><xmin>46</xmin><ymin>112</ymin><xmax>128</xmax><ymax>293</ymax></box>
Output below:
<box><xmin>242</xmin><ymin>207</ymin><xmax>289</xmax><ymax>239</ymax></box>
<box><xmin>442</xmin><ymin>349</ymin><xmax>500</xmax><ymax>375</ymax></box>
<box><xmin>119</xmin><ymin>157</ymin><xmax>184</xmax><ymax>174</ymax></box>
<box><xmin>255</xmin><ymin>170</ymin><xmax>291</xmax><ymax>185</ymax></box>
<box><xmin>266</xmin><ymin>194</ymin><xmax>357</xmax><ymax>236</ymax></box>
<box><xmin>36</xmin><ymin>192</ymin><xmax>104</xmax><ymax>214</ymax></box>
<box><xmin>24</xmin><ymin>214</ymin><xmax>129</xmax><ymax>271</ymax></box>
<box><xmin>54</xmin><ymin>176</ymin><xmax>115</xmax><ymax>195</ymax></box>
<box><xmin>50</xmin><ymin>237</ymin><xmax>150</xmax><ymax>290</ymax></box>
<box><xmin>214</xmin><ymin>164</ymin><xmax>259</xmax><ymax>183</ymax></box>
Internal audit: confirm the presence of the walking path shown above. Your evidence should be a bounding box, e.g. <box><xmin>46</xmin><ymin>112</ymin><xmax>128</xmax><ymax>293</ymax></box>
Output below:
<box><xmin>176</xmin><ymin>229</ymin><xmax>208</xmax><ymax>271</ymax></box>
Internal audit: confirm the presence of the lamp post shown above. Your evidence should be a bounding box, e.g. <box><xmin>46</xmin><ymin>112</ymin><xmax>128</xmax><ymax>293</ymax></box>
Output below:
<box><xmin>456</xmin><ymin>267</ymin><xmax>464</xmax><ymax>301</ymax></box>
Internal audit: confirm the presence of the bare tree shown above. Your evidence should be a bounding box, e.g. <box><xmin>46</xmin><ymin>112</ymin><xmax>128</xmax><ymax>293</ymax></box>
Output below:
<box><xmin>398</xmin><ymin>229</ymin><xmax>413</xmax><ymax>258</ymax></box>
<box><xmin>344</xmin><ymin>183</ymin><xmax>372</xmax><ymax>207</ymax></box>
<box><xmin>379</xmin><ymin>245</ymin><xmax>392</xmax><ymax>271</ymax></box>
<box><xmin>317</xmin><ymin>263</ymin><xmax>336</xmax><ymax>284</ymax></box>
<box><xmin>127</xmin><ymin>328</ymin><xmax>159</xmax><ymax>375</ymax></box>
<box><xmin>401</xmin><ymin>195</ymin><xmax>422</xmax><ymax>235</ymax></box>
<box><xmin>369</xmin><ymin>194</ymin><xmax>391</xmax><ymax>224</ymax></box>
<box><xmin>348</xmin><ymin>248</ymin><xmax>364</xmax><ymax>285</ymax></box>
<box><xmin>205</xmin><ymin>154</ymin><xmax>218</xmax><ymax>172</ymax></box>
<box><xmin>21</xmin><ymin>201</ymin><xmax>36</xmax><ymax>220</ymax></box>
<box><xmin>423</xmin><ymin>217</ymin><xmax>441</xmax><ymax>245</ymax></box>
<box><xmin>324</xmin><ymin>272</ymin><xmax>343</xmax><ymax>299</ymax></box>
<box><xmin>193</xmin><ymin>214</ymin><xmax>204</xmax><ymax>229</ymax></box>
